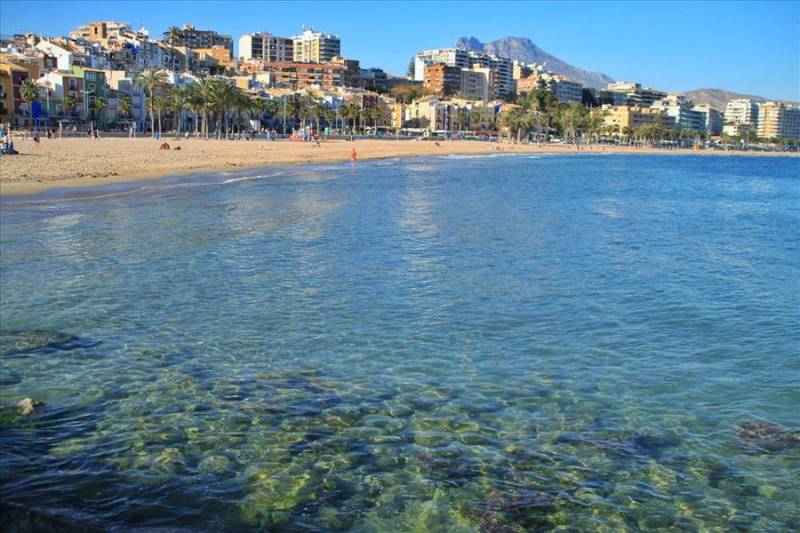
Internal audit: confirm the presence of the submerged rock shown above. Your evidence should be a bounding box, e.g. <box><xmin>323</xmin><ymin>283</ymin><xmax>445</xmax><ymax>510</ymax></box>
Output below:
<box><xmin>469</xmin><ymin>487</ymin><xmax>556</xmax><ymax>531</ymax></box>
<box><xmin>557</xmin><ymin>431</ymin><xmax>680</xmax><ymax>457</ymax></box>
<box><xmin>0</xmin><ymin>398</ymin><xmax>45</xmax><ymax>424</ymax></box>
<box><xmin>14</xmin><ymin>398</ymin><xmax>44</xmax><ymax>416</ymax></box>
<box><xmin>0</xmin><ymin>329</ymin><xmax>98</xmax><ymax>357</ymax></box>
<box><xmin>734</xmin><ymin>420</ymin><xmax>800</xmax><ymax>453</ymax></box>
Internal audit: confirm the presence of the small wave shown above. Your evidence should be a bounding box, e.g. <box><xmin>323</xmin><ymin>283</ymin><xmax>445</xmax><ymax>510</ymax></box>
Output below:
<box><xmin>219</xmin><ymin>173</ymin><xmax>276</xmax><ymax>185</ymax></box>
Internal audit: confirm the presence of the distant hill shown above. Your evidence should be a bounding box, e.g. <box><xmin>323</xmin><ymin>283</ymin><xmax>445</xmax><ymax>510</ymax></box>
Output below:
<box><xmin>683</xmin><ymin>89</ymin><xmax>766</xmax><ymax>111</ymax></box>
<box><xmin>682</xmin><ymin>88</ymin><xmax>796</xmax><ymax>111</ymax></box>
<box><xmin>455</xmin><ymin>36</ymin><xmax>614</xmax><ymax>88</ymax></box>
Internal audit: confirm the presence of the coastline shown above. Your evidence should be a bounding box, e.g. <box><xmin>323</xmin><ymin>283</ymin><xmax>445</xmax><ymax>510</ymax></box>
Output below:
<box><xmin>0</xmin><ymin>137</ymin><xmax>795</xmax><ymax>197</ymax></box>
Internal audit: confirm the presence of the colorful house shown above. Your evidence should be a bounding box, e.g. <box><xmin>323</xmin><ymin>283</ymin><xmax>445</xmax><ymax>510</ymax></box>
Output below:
<box><xmin>70</xmin><ymin>65</ymin><xmax>107</xmax><ymax>126</ymax></box>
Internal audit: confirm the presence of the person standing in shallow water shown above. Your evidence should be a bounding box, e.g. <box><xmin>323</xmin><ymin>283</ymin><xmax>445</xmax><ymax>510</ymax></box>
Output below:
<box><xmin>350</xmin><ymin>147</ymin><xmax>357</xmax><ymax>168</ymax></box>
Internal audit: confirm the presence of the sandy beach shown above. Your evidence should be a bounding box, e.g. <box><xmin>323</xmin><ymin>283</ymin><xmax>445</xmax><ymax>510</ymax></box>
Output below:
<box><xmin>0</xmin><ymin>137</ymin><xmax>793</xmax><ymax>196</ymax></box>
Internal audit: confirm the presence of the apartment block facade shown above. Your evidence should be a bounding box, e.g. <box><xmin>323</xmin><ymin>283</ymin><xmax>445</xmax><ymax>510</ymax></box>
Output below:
<box><xmin>724</xmin><ymin>98</ymin><xmax>759</xmax><ymax>126</ymax></box>
<box><xmin>239</xmin><ymin>33</ymin><xmax>294</xmax><ymax>62</ymax></box>
<box><xmin>757</xmin><ymin>102</ymin><xmax>800</xmax><ymax>140</ymax></box>
<box><xmin>292</xmin><ymin>29</ymin><xmax>341</xmax><ymax>63</ymax></box>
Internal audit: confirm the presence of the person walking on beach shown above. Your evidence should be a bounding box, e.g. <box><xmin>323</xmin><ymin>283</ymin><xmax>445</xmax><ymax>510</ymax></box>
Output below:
<box><xmin>350</xmin><ymin>147</ymin><xmax>357</xmax><ymax>168</ymax></box>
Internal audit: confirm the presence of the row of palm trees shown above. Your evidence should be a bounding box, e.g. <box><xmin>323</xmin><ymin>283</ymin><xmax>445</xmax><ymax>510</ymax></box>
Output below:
<box><xmin>133</xmin><ymin>67</ymin><xmax>389</xmax><ymax>138</ymax></box>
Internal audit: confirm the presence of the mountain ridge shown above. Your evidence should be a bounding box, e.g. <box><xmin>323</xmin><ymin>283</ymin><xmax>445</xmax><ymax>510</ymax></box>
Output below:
<box><xmin>681</xmin><ymin>88</ymin><xmax>796</xmax><ymax>111</ymax></box>
<box><xmin>455</xmin><ymin>35</ymin><xmax>614</xmax><ymax>89</ymax></box>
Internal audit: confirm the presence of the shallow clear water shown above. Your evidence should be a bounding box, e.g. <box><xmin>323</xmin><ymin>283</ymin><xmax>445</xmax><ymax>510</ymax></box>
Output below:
<box><xmin>1</xmin><ymin>154</ymin><xmax>798</xmax><ymax>531</ymax></box>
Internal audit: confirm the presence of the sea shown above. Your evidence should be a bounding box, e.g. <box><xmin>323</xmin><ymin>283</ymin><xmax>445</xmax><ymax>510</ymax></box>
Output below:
<box><xmin>1</xmin><ymin>153</ymin><xmax>798</xmax><ymax>531</ymax></box>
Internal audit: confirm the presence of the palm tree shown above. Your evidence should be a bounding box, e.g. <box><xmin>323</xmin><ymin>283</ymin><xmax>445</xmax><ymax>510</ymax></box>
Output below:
<box><xmin>119</xmin><ymin>95</ymin><xmax>132</xmax><ymax>119</ymax></box>
<box><xmin>135</xmin><ymin>67</ymin><xmax>169</xmax><ymax>137</ymax></box>
<box><xmin>264</xmin><ymin>99</ymin><xmax>279</xmax><ymax>129</ymax></box>
<box><xmin>93</xmin><ymin>96</ymin><xmax>107</xmax><ymax>128</ymax></box>
<box><xmin>196</xmin><ymin>77</ymin><xmax>219</xmax><ymax>138</ymax></box>
<box><xmin>249</xmin><ymin>95</ymin><xmax>264</xmax><ymax>131</ymax></box>
<box><xmin>184</xmin><ymin>83</ymin><xmax>203</xmax><ymax>135</ymax></box>
<box><xmin>166</xmin><ymin>86</ymin><xmax>188</xmax><ymax>137</ymax></box>
<box><xmin>20</xmin><ymin>79</ymin><xmax>41</xmax><ymax>126</ymax></box>
<box><xmin>164</xmin><ymin>26</ymin><xmax>183</xmax><ymax>72</ymax></box>
<box><xmin>153</xmin><ymin>95</ymin><xmax>167</xmax><ymax>137</ymax></box>
<box><xmin>63</xmin><ymin>93</ymin><xmax>78</xmax><ymax>117</ymax></box>
<box><xmin>230</xmin><ymin>90</ymin><xmax>252</xmax><ymax>138</ymax></box>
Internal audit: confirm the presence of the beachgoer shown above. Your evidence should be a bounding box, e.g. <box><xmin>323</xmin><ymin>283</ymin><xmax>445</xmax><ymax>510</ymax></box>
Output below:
<box><xmin>350</xmin><ymin>147</ymin><xmax>357</xmax><ymax>168</ymax></box>
<box><xmin>33</xmin><ymin>133</ymin><xmax>40</xmax><ymax>146</ymax></box>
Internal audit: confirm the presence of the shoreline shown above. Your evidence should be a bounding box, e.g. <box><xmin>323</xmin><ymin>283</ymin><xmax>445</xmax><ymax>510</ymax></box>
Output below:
<box><xmin>0</xmin><ymin>138</ymin><xmax>796</xmax><ymax>197</ymax></box>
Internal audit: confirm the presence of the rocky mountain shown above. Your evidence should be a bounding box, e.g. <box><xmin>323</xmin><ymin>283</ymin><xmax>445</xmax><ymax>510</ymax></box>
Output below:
<box><xmin>681</xmin><ymin>88</ymin><xmax>795</xmax><ymax>111</ymax></box>
<box><xmin>455</xmin><ymin>36</ymin><xmax>614</xmax><ymax>88</ymax></box>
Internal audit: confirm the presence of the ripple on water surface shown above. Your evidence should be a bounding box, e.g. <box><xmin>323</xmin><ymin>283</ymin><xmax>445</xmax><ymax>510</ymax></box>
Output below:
<box><xmin>1</xmin><ymin>155</ymin><xmax>799</xmax><ymax>531</ymax></box>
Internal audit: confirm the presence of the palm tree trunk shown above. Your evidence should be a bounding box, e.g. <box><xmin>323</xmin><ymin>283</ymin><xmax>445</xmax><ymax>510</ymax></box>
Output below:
<box><xmin>149</xmin><ymin>98</ymin><xmax>155</xmax><ymax>138</ymax></box>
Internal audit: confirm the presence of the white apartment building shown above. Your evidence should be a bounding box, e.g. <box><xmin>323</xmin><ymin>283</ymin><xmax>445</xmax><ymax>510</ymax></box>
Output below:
<box><xmin>652</xmin><ymin>93</ymin><xmax>703</xmax><ymax>131</ymax></box>
<box><xmin>414</xmin><ymin>48</ymin><xmax>470</xmax><ymax>81</ymax></box>
<box><xmin>34</xmin><ymin>40</ymin><xmax>73</xmax><ymax>71</ymax></box>
<box><xmin>552</xmin><ymin>78</ymin><xmax>583</xmax><ymax>103</ymax></box>
<box><xmin>724</xmin><ymin>99</ymin><xmax>759</xmax><ymax>126</ymax></box>
<box><xmin>414</xmin><ymin>47</ymin><xmax>514</xmax><ymax>98</ymax></box>
<box><xmin>692</xmin><ymin>104</ymin><xmax>723</xmax><ymax>135</ymax></box>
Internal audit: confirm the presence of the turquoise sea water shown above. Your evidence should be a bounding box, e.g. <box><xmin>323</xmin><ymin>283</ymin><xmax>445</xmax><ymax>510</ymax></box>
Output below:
<box><xmin>1</xmin><ymin>154</ymin><xmax>798</xmax><ymax>531</ymax></box>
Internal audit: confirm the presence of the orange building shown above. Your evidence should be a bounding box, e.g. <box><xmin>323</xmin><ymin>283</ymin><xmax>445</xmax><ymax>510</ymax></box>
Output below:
<box><xmin>242</xmin><ymin>61</ymin><xmax>344</xmax><ymax>90</ymax></box>
<box><xmin>423</xmin><ymin>63</ymin><xmax>461</xmax><ymax>96</ymax></box>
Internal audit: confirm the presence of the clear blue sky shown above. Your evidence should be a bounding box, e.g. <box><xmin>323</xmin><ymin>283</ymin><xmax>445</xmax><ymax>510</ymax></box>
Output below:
<box><xmin>1</xmin><ymin>0</ymin><xmax>798</xmax><ymax>100</ymax></box>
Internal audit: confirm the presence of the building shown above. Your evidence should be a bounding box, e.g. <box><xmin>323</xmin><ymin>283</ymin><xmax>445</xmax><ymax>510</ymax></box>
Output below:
<box><xmin>414</xmin><ymin>48</ymin><xmax>470</xmax><ymax>81</ymax></box>
<box><xmin>194</xmin><ymin>46</ymin><xmax>233</xmax><ymax>69</ymax></box>
<box><xmin>606</xmin><ymin>81</ymin><xmax>667</xmax><ymax>107</ymax></box>
<box><xmin>423</xmin><ymin>63</ymin><xmax>462</xmax><ymax>96</ymax></box>
<box><xmin>460</xmin><ymin>66</ymin><xmax>492</xmax><ymax>102</ymax></box>
<box><xmin>34</xmin><ymin>40</ymin><xmax>73</xmax><ymax>71</ymax></box>
<box><xmin>37</xmin><ymin>69</ymin><xmax>85</xmax><ymax>120</ymax></box>
<box><xmin>512</xmin><ymin>60</ymin><xmax>533</xmax><ymax>80</ymax></box>
<box><xmin>404</xmin><ymin>95</ymin><xmax>456</xmax><ymax>131</ymax></box>
<box><xmin>174</xmin><ymin>24</ymin><xmax>233</xmax><ymax>54</ymax></box>
<box><xmin>724</xmin><ymin>98</ymin><xmax>759</xmax><ymax>126</ymax></box>
<box><xmin>602</xmin><ymin>104</ymin><xmax>664</xmax><ymax>131</ymax></box>
<box><xmin>330</xmin><ymin>56</ymin><xmax>360</xmax><ymax>87</ymax></box>
<box><xmin>551</xmin><ymin>77</ymin><xmax>583</xmax><ymax>103</ymax></box>
<box><xmin>70</xmin><ymin>65</ymin><xmax>107</xmax><ymax>125</ymax></box>
<box><xmin>106</xmin><ymin>70</ymin><xmax>146</xmax><ymax>128</ymax></box>
<box><xmin>595</xmin><ymin>89</ymin><xmax>628</xmax><ymax>106</ymax></box>
<box><xmin>245</xmin><ymin>61</ymin><xmax>344</xmax><ymax>90</ymax></box>
<box><xmin>652</xmin><ymin>93</ymin><xmax>703</xmax><ymax>131</ymax></box>
<box><xmin>692</xmin><ymin>104</ymin><xmax>723</xmax><ymax>135</ymax></box>
<box><xmin>723</xmin><ymin>123</ymin><xmax>751</xmax><ymax>137</ymax></box>
<box><xmin>292</xmin><ymin>29</ymin><xmax>340</xmax><ymax>63</ymax></box>
<box><xmin>757</xmin><ymin>102</ymin><xmax>800</xmax><ymax>140</ymax></box>
<box><xmin>0</xmin><ymin>57</ymin><xmax>39</xmax><ymax>124</ymax></box>
<box><xmin>515</xmin><ymin>74</ymin><xmax>542</xmax><ymax>95</ymax></box>
<box><xmin>360</xmin><ymin>67</ymin><xmax>387</xmax><ymax>92</ymax></box>
<box><xmin>238</xmin><ymin>32</ymin><xmax>293</xmax><ymax>62</ymax></box>
<box><xmin>69</xmin><ymin>21</ymin><xmax>131</xmax><ymax>45</ymax></box>
<box><xmin>414</xmin><ymin>47</ymin><xmax>514</xmax><ymax>99</ymax></box>
<box><xmin>467</xmin><ymin>53</ymin><xmax>514</xmax><ymax>98</ymax></box>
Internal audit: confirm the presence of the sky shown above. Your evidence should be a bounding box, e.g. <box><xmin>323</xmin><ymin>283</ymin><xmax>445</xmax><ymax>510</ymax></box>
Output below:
<box><xmin>1</xmin><ymin>0</ymin><xmax>798</xmax><ymax>101</ymax></box>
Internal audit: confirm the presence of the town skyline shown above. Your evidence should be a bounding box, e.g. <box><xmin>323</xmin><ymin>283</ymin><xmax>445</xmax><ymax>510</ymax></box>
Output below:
<box><xmin>1</xmin><ymin>0</ymin><xmax>798</xmax><ymax>102</ymax></box>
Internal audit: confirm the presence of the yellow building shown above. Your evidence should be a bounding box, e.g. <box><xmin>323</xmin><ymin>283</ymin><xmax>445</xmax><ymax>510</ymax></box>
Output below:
<box><xmin>757</xmin><ymin>101</ymin><xmax>800</xmax><ymax>140</ymax></box>
<box><xmin>292</xmin><ymin>29</ymin><xmax>340</xmax><ymax>63</ymax></box>
<box><xmin>1</xmin><ymin>57</ymin><xmax>40</xmax><ymax>123</ymax></box>
<box><xmin>602</xmin><ymin>104</ymin><xmax>663</xmax><ymax>131</ymax></box>
<box><xmin>195</xmin><ymin>46</ymin><xmax>233</xmax><ymax>67</ymax></box>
